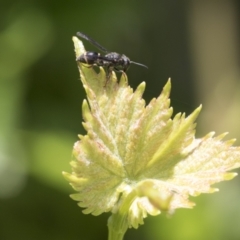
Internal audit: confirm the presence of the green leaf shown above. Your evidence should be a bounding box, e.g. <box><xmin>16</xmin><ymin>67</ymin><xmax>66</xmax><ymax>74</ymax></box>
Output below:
<box><xmin>63</xmin><ymin>36</ymin><xmax>240</xmax><ymax>232</ymax></box>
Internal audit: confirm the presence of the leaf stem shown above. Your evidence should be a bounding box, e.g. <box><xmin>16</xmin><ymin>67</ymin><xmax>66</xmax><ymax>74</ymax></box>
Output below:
<box><xmin>108</xmin><ymin>190</ymin><xmax>137</xmax><ymax>240</ymax></box>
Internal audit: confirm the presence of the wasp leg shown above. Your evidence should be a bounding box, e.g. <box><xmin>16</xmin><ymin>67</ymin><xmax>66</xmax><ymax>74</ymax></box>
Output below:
<box><xmin>103</xmin><ymin>68</ymin><xmax>113</xmax><ymax>87</ymax></box>
<box><xmin>113</xmin><ymin>68</ymin><xmax>128</xmax><ymax>83</ymax></box>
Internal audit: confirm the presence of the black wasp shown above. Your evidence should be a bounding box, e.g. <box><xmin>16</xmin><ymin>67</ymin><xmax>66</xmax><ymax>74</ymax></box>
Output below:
<box><xmin>76</xmin><ymin>32</ymin><xmax>148</xmax><ymax>79</ymax></box>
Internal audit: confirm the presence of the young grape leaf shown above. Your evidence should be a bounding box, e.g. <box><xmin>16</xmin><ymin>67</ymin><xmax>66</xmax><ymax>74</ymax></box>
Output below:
<box><xmin>63</xmin><ymin>36</ymin><xmax>240</xmax><ymax>230</ymax></box>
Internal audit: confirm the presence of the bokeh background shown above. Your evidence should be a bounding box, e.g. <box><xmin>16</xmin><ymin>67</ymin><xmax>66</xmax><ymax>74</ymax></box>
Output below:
<box><xmin>1</xmin><ymin>1</ymin><xmax>240</xmax><ymax>239</ymax></box>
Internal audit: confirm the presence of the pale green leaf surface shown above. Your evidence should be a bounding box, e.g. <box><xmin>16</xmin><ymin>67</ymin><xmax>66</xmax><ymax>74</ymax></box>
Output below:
<box><xmin>63</xmin><ymin>36</ymin><xmax>240</xmax><ymax>229</ymax></box>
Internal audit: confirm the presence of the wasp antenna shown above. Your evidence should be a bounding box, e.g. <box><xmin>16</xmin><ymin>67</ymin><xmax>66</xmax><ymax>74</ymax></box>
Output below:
<box><xmin>131</xmin><ymin>61</ymin><xmax>148</xmax><ymax>69</ymax></box>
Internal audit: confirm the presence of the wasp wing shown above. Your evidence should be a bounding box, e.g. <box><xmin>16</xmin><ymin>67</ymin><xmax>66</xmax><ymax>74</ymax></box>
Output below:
<box><xmin>76</xmin><ymin>32</ymin><xmax>109</xmax><ymax>53</ymax></box>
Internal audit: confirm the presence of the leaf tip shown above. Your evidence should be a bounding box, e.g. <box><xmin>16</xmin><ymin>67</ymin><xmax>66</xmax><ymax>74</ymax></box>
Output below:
<box><xmin>72</xmin><ymin>36</ymin><xmax>85</xmax><ymax>58</ymax></box>
<box><xmin>136</xmin><ymin>81</ymin><xmax>146</xmax><ymax>95</ymax></box>
<box><xmin>224</xmin><ymin>172</ymin><xmax>238</xmax><ymax>180</ymax></box>
<box><xmin>163</xmin><ymin>78</ymin><xmax>171</xmax><ymax>93</ymax></box>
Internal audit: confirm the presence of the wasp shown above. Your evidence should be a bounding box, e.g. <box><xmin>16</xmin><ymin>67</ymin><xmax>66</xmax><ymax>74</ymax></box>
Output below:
<box><xmin>76</xmin><ymin>31</ymin><xmax>148</xmax><ymax>80</ymax></box>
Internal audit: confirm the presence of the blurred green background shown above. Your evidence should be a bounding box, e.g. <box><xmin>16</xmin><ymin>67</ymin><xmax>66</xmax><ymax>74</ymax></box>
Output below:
<box><xmin>1</xmin><ymin>1</ymin><xmax>240</xmax><ymax>239</ymax></box>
